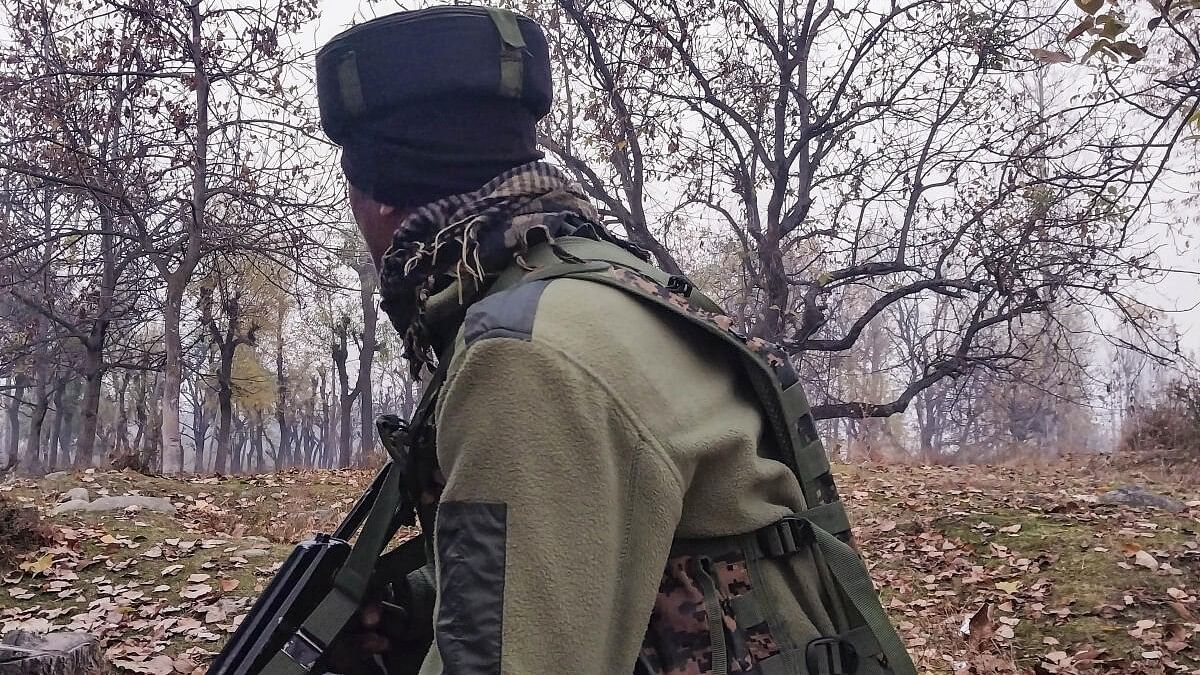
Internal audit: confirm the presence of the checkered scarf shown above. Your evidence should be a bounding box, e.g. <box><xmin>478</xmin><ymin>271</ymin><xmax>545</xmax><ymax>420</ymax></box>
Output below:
<box><xmin>378</xmin><ymin>161</ymin><xmax>602</xmax><ymax>374</ymax></box>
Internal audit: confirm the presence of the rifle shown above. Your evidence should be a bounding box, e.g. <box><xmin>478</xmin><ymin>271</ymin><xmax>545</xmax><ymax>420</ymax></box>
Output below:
<box><xmin>209</xmin><ymin>415</ymin><xmax>428</xmax><ymax>675</ymax></box>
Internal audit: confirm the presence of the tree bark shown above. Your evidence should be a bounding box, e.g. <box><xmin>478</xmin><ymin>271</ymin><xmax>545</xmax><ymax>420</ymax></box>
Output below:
<box><xmin>47</xmin><ymin>385</ymin><xmax>65</xmax><ymax>470</ymax></box>
<box><xmin>213</xmin><ymin>342</ymin><xmax>235</xmax><ymax>474</ymax></box>
<box><xmin>75</xmin><ymin>346</ymin><xmax>103</xmax><ymax>468</ymax></box>
<box><xmin>161</xmin><ymin>280</ymin><xmax>187</xmax><ymax>473</ymax></box>
<box><xmin>356</xmin><ymin>264</ymin><xmax>378</xmax><ymax>461</ymax></box>
<box><xmin>25</xmin><ymin>365</ymin><xmax>50</xmax><ymax>475</ymax></box>
<box><xmin>275</xmin><ymin>304</ymin><xmax>291</xmax><ymax>470</ymax></box>
<box><xmin>4</xmin><ymin>376</ymin><xmax>27</xmax><ymax>472</ymax></box>
<box><xmin>192</xmin><ymin>381</ymin><xmax>209</xmax><ymax>473</ymax></box>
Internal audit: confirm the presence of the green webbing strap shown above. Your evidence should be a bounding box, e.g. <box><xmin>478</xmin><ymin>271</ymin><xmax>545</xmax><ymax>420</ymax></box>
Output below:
<box><xmin>811</xmin><ymin>526</ymin><xmax>918</xmax><ymax>675</ymax></box>
<box><xmin>780</xmin><ymin>381</ymin><xmax>811</xmax><ymax>422</ymax></box>
<box><xmin>263</xmin><ymin>357</ymin><xmax>451</xmax><ymax>675</ymax></box>
<box><xmin>486</xmin><ymin>8</ymin><xmax>525</xmax><ymax>98</ymax></box>
<box><xmin>261</xmin><ymin>462</ymin><xmax>404</xmax><ymax>675</ymax></box>
<box><xmin>336</xmin><ymin>49</ymin><xmax>365</xmax><ymax>117</ymax></box>
<box><xmin>550</xmin><ymin>237</ymin><xmax>726</xmax><ymax>314</ymax></box>
<box><xmin>802</xmin><ymin>501</ymin><xmax>852</xmax><ymax>539</ymax></box>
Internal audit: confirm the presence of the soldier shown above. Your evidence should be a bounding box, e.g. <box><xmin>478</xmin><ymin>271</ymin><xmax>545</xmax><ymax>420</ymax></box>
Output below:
<box><xmin>314</xmin><ymin>5</ymin><xmax>915</xmax><ymax>675</ymax></box>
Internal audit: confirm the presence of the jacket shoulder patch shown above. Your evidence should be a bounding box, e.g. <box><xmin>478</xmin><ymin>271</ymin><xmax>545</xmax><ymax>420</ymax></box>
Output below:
<box><xmin>463</xmin><ymin>279</ymin><xmax>550</xmax><ymax>345</ymax></box>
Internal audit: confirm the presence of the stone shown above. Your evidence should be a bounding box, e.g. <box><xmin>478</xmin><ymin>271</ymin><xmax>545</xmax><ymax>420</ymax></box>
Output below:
<box><xmin>42</xmin><ymin>471</ymin><xmax>70</xmax><ymax>481</ymax></box>
<box><xmin>0</xmin><ymin>630</ymin><xmax>109</xmax><ymax>674</ymax></box>
<box><xmin>236</xmin><ymin>548</ymin><xmax>271</xmax><ymax>558</ymax></box>
<box><xmin>1098</xmin><ymin>485</ymin><xmax>1185</xmax><ymax>513</ymax></box>
<box><xmin>60</xmin><ymin>488</ymin><xmax>90</xmax><ymax>503</ymax></box>
<box><xmin>48</xmin><ymin>500</ymin><xmax>90</xmax><ymax>516</ymax></box>
<box><xmin>49</xmin><ymin>495</ymin><xmax>176</xmax><ymax>516</ymax></box>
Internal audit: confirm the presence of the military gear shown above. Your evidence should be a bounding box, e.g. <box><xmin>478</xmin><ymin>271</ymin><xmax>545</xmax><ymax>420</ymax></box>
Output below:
<box><xmin>396</xmin><ymin>232</ymin><xmax>918</xmax><ymax>675</ymax></box>
<box><xmin>375</xmin><ymin>160</ymin><xmax>641</xmax><ymax>375</ymax></box>
<box><xmin>316</xmin><ymin>6</ymin><xmax>552</xmax><ymax>207</ymax></box>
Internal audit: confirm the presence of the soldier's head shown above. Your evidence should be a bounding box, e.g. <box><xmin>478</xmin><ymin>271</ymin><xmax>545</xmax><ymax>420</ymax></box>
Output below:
<box><xmin>316</xmin><ymin>6</ymin><xmax>553</xmax><ymax>267</ymax></box>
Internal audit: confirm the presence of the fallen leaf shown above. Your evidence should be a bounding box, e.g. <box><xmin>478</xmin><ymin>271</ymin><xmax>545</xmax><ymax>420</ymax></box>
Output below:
<box><xmin>180</xmin><ymin>584</ymin><xmax>213</xmax><ymax>599</ymax></box>
<box><xmin>960</xmin><ymin>603</ymin><xmax>994</xmax><ymax>644</ymax></box>
<box><xmin>995</xmin><ymin>581</ymin><xmax>1021</xmax><ymax>594</ymax></box>
<box><xmin>19</xmin><ymin>553</ymin><xmax>54</xmax><ymax>574</ymax></box>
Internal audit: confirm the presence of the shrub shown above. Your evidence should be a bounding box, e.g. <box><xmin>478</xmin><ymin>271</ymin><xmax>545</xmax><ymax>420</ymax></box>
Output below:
<box><xmin>1119</xmin><ymin>378</ymin><xmax>1200</xmax><ymax>466</ymax></box>
<box><xmin>0</xmin><ymin>493</ymin><xmax>53</xmax><ymax>566</ymax></box>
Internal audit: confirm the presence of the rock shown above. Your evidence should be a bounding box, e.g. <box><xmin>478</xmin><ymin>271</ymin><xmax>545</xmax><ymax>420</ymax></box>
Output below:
<box><xmin>49</xmin><ymin>500</ymin><xmax>91</xmax><ymax>516</ymax></box>
<box><xmin>236</xmin><ymin>548</ymin><xmax>271</xmax><ymax>558</ymax></box>
<box><xmin>0</xmin><ymin>630</ymin><xmax>109</xmax><ymax>674</ymax></box>
<box><xmin>1098</xmin><ymin>485</ymin><xmax>1184</xmax><ymax>513</ymax></box>
<box><xmin>60</xmin><ymin>488</ymin><xmax>90</xmax><ymax>503</ymax></box>
<box><xmin>49</xmin><ymin>495</ymin><xmax>176</xmax><ymax>515</ymax></box>
<box><xmin>42</xmin><ymin>471</ymin><xmax>70</xmax><ymax>481</ymax></box>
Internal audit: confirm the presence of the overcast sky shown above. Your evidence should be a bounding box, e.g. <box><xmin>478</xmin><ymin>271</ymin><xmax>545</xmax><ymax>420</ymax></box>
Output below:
<box><xmin>308</xmin><ymin>1</ymin><xmax>1200</xmax><ymax>348</ymax></box>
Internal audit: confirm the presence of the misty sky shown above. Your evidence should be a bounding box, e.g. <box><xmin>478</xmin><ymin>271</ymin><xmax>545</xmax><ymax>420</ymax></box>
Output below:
<box><xmin>309</xmin><ymin>1</ymin><xmax>1200</xmax><ymax>347</ymax></box>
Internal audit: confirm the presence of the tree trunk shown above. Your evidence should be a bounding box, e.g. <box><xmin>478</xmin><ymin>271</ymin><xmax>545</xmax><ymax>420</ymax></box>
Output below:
<box><xmin>214</xmin><ymin>344</ymin><xmax>235</xmax><ymax>474</ymax></box>
<box><xmin>332</xmin><ymin>320</ymin><xmax>358</xmax><ymax>468</ymax></box>
<box><xmin>26</xmin><ymin>367</ymin><xmax>50</xmax><ymax>475</ymax></box>
<box><xmin>193</xmin><ymin>382</ymin><xmax>209</xmax><ymax>474</ymax></box>
<box><xmin>160</xmin><ymin>280</ymin><xmax>186</xmax><ymax>474</ymax></box>
<box><xmin>356</xmin><ymin>264</ymin><xmax>378</xmax><ymax>462</ymax></box>
<box><xmin>251</xmin><ymin>415</ymin><xmax>264</xmax><ymax>472</ymax></box>
<box><xmin>4</xmin><ymin>375</ymin><xmax>27</xmax><ymax>471</ymax></box>
<box><xmin>47</xmin><ymin>385</ymin><xmax>65</xmax><ymax>470</ymax></box>
<box><xmin>75</xmin><ymin>346</ymin><xmax>103</xmax><ymax>468</ymax></box>
<box><xmin>275</xmin><ymin>308</ymin><xmax>291</xmax><ymax>470</ymax></box>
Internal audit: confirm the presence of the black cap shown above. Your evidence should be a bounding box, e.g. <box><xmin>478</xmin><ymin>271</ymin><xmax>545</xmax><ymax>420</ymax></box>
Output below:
<box><xmin>316</xmin><ymin>6</ymin><xmax>553</xmax><ymax>207</ymax></box>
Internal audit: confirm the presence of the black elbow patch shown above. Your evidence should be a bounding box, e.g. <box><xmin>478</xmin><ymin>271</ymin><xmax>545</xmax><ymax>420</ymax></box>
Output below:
<box><xmin>436</xmin><ymin>501</ymin><xmax>508</xmax><ymax>675</ymax></box>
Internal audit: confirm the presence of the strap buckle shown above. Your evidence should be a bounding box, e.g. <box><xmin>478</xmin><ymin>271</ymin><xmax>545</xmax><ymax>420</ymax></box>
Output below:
<box><xmin>281</xmin><ymin>628</ymin><xmax>325</xmax><ymax>672</ymax></box>
<box><xmin>806</xmin><ymin>635</ymin><xmax>859</xmax><ymax>675</ymax></box>
<box><xmin>666</xmin><ymin>275</ymin><xmax>693</xmax><ymax>297</ymax></box>
<box><xmin>756</xmin><ymin>515</ymin><xmax>813</xmax><ymax>558</ymax></box>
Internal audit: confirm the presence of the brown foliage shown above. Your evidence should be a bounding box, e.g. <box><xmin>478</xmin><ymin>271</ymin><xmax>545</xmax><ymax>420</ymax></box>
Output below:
<box><xmin>1119</xmin><ymin>379</ymin><xmax>1200</xmax><ymax>467</ymax></box>
<box><xmin>0</xmin><ymin>493</ymin><xmax>53</xmax><ymax>566</ymax></box>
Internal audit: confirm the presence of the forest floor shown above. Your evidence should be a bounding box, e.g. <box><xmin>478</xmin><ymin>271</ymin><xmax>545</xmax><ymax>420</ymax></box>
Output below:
<box><xmin>0</xmin><ymin>462</ymin><xmax>1197</xmax><ymax>675</ymax></box>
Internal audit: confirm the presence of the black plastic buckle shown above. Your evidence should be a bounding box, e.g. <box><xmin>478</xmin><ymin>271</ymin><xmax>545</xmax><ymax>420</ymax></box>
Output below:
<box><xmin>666</xmin><ymin>275</ymin><xmax>693</xmax><ymax>297</ymax></box>
<box><xmin>806</xmin><ymin>636</ymin><xmax>859</xmax><ymax>675</ymax></box>
<box><xmin>281</xmin><ymin>629</ymin><xmax>325</xmax><ymax>672</ymax></box>
<box><xmin>757</xmin><ymin>516</ymin><xmax>813</xmax><ymax>558</ymax></box>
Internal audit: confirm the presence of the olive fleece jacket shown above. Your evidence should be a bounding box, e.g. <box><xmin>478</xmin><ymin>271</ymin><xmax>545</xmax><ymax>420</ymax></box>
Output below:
<box><xmin>416</xmin><ymin>245</ymin><xmax>831</xmax><ymax>675</ymax></box>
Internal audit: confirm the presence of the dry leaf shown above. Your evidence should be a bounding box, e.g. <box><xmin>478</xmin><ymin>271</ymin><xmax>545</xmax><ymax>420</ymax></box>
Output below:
<box><xmin>960</xmin><ymin>602</ymin><xmax>994</xmax><ymax>644</ymax></box>
<box><xmin>995</xmin><ymin>581</ymin><xmax>1021</xmax><ymax>594</ymax></box>
<box><xmin>180</xmin><ymin>584</ymin><xmax>213</xmax><ymax>599</ymax></box>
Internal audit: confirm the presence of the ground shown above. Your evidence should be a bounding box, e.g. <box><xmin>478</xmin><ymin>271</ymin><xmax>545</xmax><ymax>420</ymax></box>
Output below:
<box><xmin>0</xmin><ymin>462</ymin><xmax>1197</xmax><ymax>674</ymax></box>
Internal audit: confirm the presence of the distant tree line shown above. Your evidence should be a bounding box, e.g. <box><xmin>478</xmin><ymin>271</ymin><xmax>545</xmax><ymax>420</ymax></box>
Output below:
<box><xmin>0</xmin><ymin>0</ymin><xmax>1197</xmax><ymax>473</ymax></box>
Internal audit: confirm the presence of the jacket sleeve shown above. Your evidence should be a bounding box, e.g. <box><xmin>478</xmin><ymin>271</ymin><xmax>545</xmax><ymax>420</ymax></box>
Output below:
<box><xmin>428</xmin><ymin>335</ymin><xmax>686</xmax><ymax>675</ymax></box>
